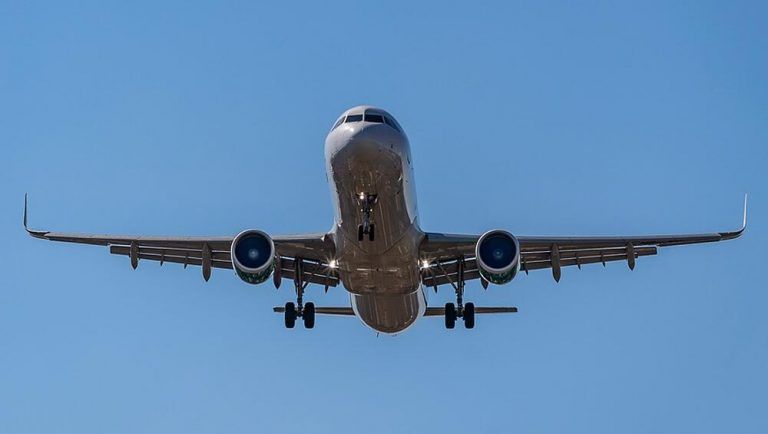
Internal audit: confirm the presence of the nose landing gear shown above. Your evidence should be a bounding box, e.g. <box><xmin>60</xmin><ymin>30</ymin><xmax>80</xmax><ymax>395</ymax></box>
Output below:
<box><xmin>357</xmin><ymin>193</ymin><xmax>377</xmax><ymax>241</ymax></box>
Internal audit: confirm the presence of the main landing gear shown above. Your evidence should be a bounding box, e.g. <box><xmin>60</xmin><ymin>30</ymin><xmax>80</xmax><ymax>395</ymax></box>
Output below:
<box><xmin>283</xmin><ymin>301</ymin><xmax>314</xmax><ymax>329</ymax></box>
<box><xmin>357</xmin><ymin>193</ymin><xmax>377</xmax><ymax>241</ymax></box>
<box><xmin>442</xmin><ymin>257</ymin><xmax>475</xmax><ymax>329</ymax></box>
<box><xmin>444</xmin><ymin>302</ymin><xmax>474</xmax><ymax>329</ymax></box>
<box><xmin>284</xmin><ymin>258</ymin><xmax>315</xmax><ymax>329</ymax></box>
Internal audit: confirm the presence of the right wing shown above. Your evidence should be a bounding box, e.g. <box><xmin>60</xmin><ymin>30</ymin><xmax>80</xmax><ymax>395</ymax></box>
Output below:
<box><xmin>24</xmin><ymin>195</ymin><xmax>339</xmax><ymax>287</ymax></box>
<box><xmin>420</xmin><ymin>196</ymin><xmax>747</xmax><ymax>287</ymax></box>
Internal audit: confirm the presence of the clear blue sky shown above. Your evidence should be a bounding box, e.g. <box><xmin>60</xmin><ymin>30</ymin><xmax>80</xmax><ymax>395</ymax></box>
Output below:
<box><xmin>1</xmin><ymin>1</ymin><xmax>766</xmax><ymax>433</ymax></box>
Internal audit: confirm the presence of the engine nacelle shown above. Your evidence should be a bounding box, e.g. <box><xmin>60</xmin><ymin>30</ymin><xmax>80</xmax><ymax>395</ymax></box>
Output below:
<box><xmin>475</xmin><ymin>230</ymin><xmax>521</xmax><ymax>285</ymax></box>
<box><xmin>231</xmin><ymin>230</ymin><xmax>276</xmax><ymax>284</ymax></box>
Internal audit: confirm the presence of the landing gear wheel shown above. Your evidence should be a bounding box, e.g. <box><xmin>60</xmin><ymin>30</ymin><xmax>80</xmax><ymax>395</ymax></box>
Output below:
<box><xmin>357</xmin><ymin>225</ymin><xmax>364</xmax><ymax>241</ymax></box>
<box><xmin>284</xmin><ymin>302</ymin><xmax>297</xmax><ymax>329</ymax></box>
<box><xmin>444</xmin><ymin>302</ymin><xmax>456</xmax><ymax>329</ymax></box>
<box><xmin>368</xmin><ymin>224</ymin><xmax>375</xmax><ymax>241</ymax></box>
<box><xmin>303</xmin><ymin>302</ymin><xmax>315</xmax><ymax>329</ymax></box>
<box><xmin>463</xmin><ymin>302</ymin><xmax>475</xmax><ymax>329</ymax></box>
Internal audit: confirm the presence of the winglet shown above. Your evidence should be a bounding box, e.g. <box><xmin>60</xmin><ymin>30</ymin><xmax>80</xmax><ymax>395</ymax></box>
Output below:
<box><xmin>23</xmin><ymin>193</ymin><xmax>28</xmax><ymax>230</ymax></box>
<box><xmin>742</xmin><ymin>193</ymin><xmax>748</xmax><ymax>230</ymax></box>
<box><xmin>720</xmin><ymin>194</ymin><xmax>747</xmax><ymax>240</ymax></box>
<box><xmin>23</xmin><ymin>194</ymin><xmax>48</xmax><ymax>239</ymax></box>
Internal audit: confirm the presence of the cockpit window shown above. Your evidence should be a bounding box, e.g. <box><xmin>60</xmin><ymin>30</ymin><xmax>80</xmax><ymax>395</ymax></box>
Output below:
<box><xmin>345</xmin><ymin>114</ymin><xmax>363</xmax><ymax>122</ymax></box>
<box><xmin>332</xmin><ymin>117</ymin><xmax>345</xmax><ymax>130</ymax></box>
<box><xmin>364</xmin><ymin>113</ymin><xmax>384</xmax><ymax>123</ymax></box>
<box><xmin>384</xmin><ymin>116</ymin><xmax>401</xmax><ymax>132</ymax></box>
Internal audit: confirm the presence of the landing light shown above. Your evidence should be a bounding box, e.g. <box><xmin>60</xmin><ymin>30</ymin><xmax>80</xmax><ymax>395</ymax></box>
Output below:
<box><xmin>328</xmin><ymin>259</ymin><xmax>338</xmax><ymax>269</ymax></box>
<box><xmin>420</xmin><ymin>260</ymin><xmax>430</xmax><ymax>269</ymax></box>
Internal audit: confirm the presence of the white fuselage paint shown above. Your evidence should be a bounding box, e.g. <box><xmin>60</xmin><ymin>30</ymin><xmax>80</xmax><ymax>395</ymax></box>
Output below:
<box><xmin>324</xmin><ymin>106</ymin><xmax>427</xmax><ymax>334</ymax></box>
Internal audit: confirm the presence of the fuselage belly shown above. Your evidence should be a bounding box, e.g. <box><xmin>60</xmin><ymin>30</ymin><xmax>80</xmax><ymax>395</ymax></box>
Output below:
<box><xmin>325</xmin><ymin>106</ymin><xmax>426</xmax><ymax>333</ymax></box>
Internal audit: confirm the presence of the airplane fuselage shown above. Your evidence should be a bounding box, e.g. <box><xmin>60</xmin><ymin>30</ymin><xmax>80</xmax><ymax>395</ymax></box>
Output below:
<box><xmin>325</xmin><ymin>106</ymin><xmax>426</xmax><ymax>333</ymax></box>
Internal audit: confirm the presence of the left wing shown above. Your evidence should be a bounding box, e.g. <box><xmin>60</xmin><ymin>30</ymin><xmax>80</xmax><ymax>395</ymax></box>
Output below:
<box><xmin>23</xmin><ymin>195</ymin><xmax>338</xmax><ymax>287</ymax></box>
<box><xmin>420</xmin><ymin>196</ymin><xmax>747</xmax><ymax>288</ymax></box>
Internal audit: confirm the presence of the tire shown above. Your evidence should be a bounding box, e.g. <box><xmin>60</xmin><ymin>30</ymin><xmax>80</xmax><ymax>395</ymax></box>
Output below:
<box><xmin>358</xmin><ymin>225</ymin><xmax>364</xmax><ymax>241</ymax></box>
<box><xmin>284</xmin><ymin>302</ymin><xmax>296</xmax><ymax>329</ymax></box>
<box><xmin>463</xmin><ymin>302</ymin><xmax>475</xmax><ymax>329</ymax></box>
<box><xmin>444</xmin><ymin>302</ymin><xmax>456</xmax><ymax>329</ymax></box>
<box><xmin>369</xmin><ymin>224</ymin><xmax>375</xmax><ymax>241</ymax></box>
<box><xmin>303</xmin><ymin>302</ymin><xmax>315</xmax><ymax>329</ymax></box>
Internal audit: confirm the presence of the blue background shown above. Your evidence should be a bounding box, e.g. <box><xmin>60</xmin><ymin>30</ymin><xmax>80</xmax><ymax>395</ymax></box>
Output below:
<box><xmin>2</xmin><ymin>1</ymin><xmax>766</xmax><ymax>433</ymax></box>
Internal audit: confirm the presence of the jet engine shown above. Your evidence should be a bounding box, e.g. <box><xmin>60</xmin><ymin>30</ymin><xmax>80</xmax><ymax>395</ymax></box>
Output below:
<box><xmin>475</xmin><ymin>230</ymin><xmax>521</xmax><ymax>285</ymax></box>
<box><xmin>231</xmin><ymin>229</ymin><xmax>276</xmax><ymax>284</ymax></box>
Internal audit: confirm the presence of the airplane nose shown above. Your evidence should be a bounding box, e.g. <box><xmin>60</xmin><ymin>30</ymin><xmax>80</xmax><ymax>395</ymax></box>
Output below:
<box><xmin>325</xmin><ymin>119</ymin><xmax>405</xmax><ymax>166</ymax></box>
<box><xmin>346</xmin><ymin>122</ymin><xmax>380</xmax><ymax>141</ymax></box>
<box><xmin>344</xmin><ymin>125</ymin><xmax>392</xmax><ymax>161</ymax></box>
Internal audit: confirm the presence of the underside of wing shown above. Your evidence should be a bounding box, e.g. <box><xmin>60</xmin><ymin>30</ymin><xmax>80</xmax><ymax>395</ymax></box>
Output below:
<box><xmin>23</xmin><ymin>195</ymin><xmax>338</xmax><ymax>286</ymax></box>
<box><xmin>420</xmin><ymin>196</ymin><xmax>747</xmax><ymax>287</ymax></box>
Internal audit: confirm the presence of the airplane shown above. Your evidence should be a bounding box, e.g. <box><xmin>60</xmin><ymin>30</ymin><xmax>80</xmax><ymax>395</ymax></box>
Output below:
<box><xmin>24</xmin><ymin>105</ymin><xmax>748</xmax><ymax>334</ymax></box>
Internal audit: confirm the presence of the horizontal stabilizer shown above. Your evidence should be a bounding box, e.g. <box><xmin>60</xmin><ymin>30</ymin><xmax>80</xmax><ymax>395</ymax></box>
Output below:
<box><xmin>424</xmin><ymin>306</ymin><xmax>518</xmax><ymax>316</ymax></box>
<box><xmin>273</xmin><ymin>306</ymin><xmax>355</xmax><ymax>316</ymax></box>
<box><xmin>272</xmin><ymin>306</ymin><xmax>519</xmax><ymax>317</ymax></box>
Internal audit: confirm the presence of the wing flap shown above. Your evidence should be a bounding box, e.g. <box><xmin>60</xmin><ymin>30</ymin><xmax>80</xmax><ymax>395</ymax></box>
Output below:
<box><xmin>420</xmin><ymin>246</ymin><xmax>657</xmax><ymax>286</ymax></box>
<box><xmin>521</xmin><ymin>246</ymin><xmax>657</xmax><ymax>271</ymax></box>
<box><xmin>423</xmin><ymin>269</ymin><xmax>481</xmax><ymax>288</ymax></box>
<box><xmin>280</xmin><ymin>269</ymin><xmax>340</xmax><ymax>288</ymax></box>
<box><xmin>277</xmin><ymin>257</ymin><xmax>340</xmax><ymax>287</ymax></box>
<box><xmin>115</xmin><ymin>250</ymin><xmax>234</xmax><ymax>270</ymax></box>
<box><xmin>110</xmin><ymin>245</ymin><xmax>232</xmax><ymax>262</ymax></box>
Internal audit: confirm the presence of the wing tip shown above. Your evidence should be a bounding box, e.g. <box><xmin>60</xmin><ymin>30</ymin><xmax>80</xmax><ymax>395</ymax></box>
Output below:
<box><xmin>23</xmin><ymin>194</ymin><xmax>49</xmax><ymax>239</ymax></box>
<box><xmin>719</xmin><ymin>193</ymin><xmax>747</xmax><ymax>240</ymax></box>
<box><xmin>743</xmin><ymin>193</ymin><xmax>748</xmax><ymax>230</ymax></box>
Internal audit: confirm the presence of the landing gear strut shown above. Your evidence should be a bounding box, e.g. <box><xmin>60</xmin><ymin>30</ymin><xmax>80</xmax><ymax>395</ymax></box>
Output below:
<box><xmin>441</xmin><ymin>257</ymin><xmax>475</xmax><ymax>329</ymax></box>
<box><xmin>357</xmin><ymin>193</ymin><xmax>377</xmax><ymax>241</ymax></box>
<box><xmin>284</xmin><ymin>258</ymin><xmax>315</xmax><ymax>329</ymax></box>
